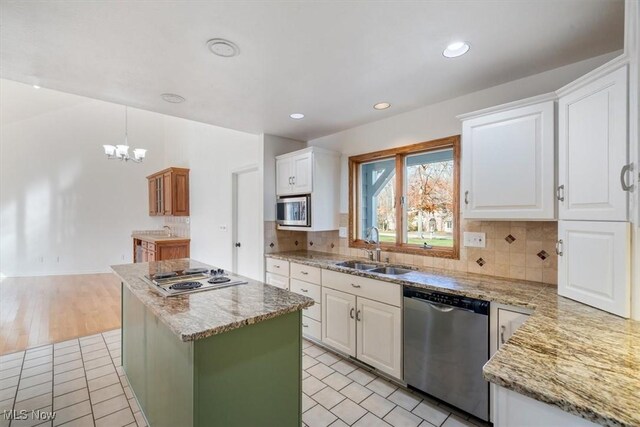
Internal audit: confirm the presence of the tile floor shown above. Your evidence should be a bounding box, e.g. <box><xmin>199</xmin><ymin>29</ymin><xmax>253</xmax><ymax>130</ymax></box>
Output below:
<box><xmin>1</xmin><ymin>331</ymin><xmax>487</xmax><ymax>427</ymax></box>
<box><xmin>0</xmin><ymin>330</ymin><xmax>145</xmax><ymax>427</ymax></box>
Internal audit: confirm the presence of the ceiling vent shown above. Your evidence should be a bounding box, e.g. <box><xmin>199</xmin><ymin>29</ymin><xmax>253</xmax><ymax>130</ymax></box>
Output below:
<box><xmin>207</xmin><ymin>38</ymin><xmax>240</xmax><ymax>57</ymax></box>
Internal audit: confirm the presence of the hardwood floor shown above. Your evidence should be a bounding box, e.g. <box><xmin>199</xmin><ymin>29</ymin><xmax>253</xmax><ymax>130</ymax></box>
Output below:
<box><xmin>0</xmin><ymin>273</ymin><xmax>121</xmax><ymax>355</ymax></box>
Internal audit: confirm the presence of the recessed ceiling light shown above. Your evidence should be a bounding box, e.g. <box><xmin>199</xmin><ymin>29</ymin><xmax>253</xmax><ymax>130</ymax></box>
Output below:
<box><xmin>207</xmin><ymin>38</ymin><xmax>240</xmax><ymax>57</ymax></box>
<box><xmin>373</xmin><ymin>102</ymin><xmax>391</xmax><ymax>110</ymax></box>
<box><xmin>290</xmin><ymin>113</ymin><xmax>305</xmax><ymax>120</ymax></box>
<box><xmin>443</xmin><ymin>41</ymin><xmax>470</xmax><ymax>58</ymax></box>
<box><xmin>33</xmin><ymin>85</ymin><xmax>40</xmax><ymax>89</ymax></box>
<box><xmin>161</xmin><ymin>93</ymin><xmax>186</xmax><ymax>103</ymax></box>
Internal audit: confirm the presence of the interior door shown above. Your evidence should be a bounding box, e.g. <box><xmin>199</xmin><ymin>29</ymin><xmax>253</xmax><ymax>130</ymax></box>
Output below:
<box><xmin>322</xmin><ymin>288</ymin><xmax>356</xmax><ymax>356</ymax></box>
<box><xmin>558</xmin><ymin>65</ymin><xmax>629</xmax><ymax>221</ymax></box>
<box><xmin>234</xmin><ymin>168</ymin><xmax>262</xmax><ymax>280</ymax></box>
<box><xmin>462</xmin><ymin>101</ymin><xmax>555</xmax><ymax>219</ymax></box>
<box><xmin>276</xmin><ymin>158</ymin><xmax>293</xmax><ymax>196</ymax></box>
<box><xmin>292</xmin><ymin>153</ymin><xmax>313</xmax><ymax>194</ymax></box>
<box><xmin>356</xmin><ymin>297</ymin><xmax>402</xmax><ymax>379</ymax></box>
<box><xmin>558</xmin><ymin>220</ymin><xmax>630</xmax><ymax>317</ymax></box>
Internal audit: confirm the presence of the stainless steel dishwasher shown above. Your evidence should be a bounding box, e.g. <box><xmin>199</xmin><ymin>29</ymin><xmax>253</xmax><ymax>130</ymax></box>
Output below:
<box><xmin>403</xmin><ymin>287</ymin><xmax>490</xmax><ymax>421</ymax></box>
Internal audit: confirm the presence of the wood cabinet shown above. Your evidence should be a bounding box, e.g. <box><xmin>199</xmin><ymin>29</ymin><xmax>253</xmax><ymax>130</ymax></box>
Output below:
<box><xmin>459</xmin><ymin>95</ymin><xmax>556</xmax><ymax>220</ymax></box>
<box><xmin>558</xmin><ymin>221</ymin><xmax>630</xmax><ymax>317</ymax></box>
<box><xmin>133</xmin><ymin>237</ymin><xmax>190</xmax><ymax>263</ymax></box>
<box><xmin>147</xmin><ymin>167</ymin><xmax>189</xmax><ymax>216</ymax></box>
<box><xmin>322</xmin><ymin>270</ymin><xmax>403</xmax><ymax>379</ymax></box>
<box><xmin>276</xmin><ymin>151</ymin><xmax>313</xmax><ymax>195</ymax></box>
<box><xmin>558</xmin><ymin>64</ymin><xmax>629</xmax><ymax>221</ymax></box>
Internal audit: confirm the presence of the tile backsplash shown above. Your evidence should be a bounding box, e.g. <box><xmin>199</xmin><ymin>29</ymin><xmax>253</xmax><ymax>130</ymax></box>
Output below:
<box><xmin>163</xmin><ymin>216</ymin><xmax>191</xmax><ymax>238</ymax></box>
<box><xmin>264</xmin><ymin>214</ymin><xmax>558</xmax><ymax>285</ymax></box>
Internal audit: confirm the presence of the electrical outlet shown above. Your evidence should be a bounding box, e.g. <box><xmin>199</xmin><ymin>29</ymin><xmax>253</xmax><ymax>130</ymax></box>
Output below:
<box><xmin>219</xmin><ymin>225</ymin><xmax>228</xmax><ymax>232</ymax></box>
<box><xmin>463</xmin><ymin>232</ymin><xmax>486</xmax><ymax>248</ymax></box>
<box><xmin>121</xmin><ymin>254</ymin><xmax>126</xmax><ymax>261</ymax></box>
<box><xmin>338</xmin><ymin>227</ymin><xmax>347</xmax><ymax>238</ymax></box>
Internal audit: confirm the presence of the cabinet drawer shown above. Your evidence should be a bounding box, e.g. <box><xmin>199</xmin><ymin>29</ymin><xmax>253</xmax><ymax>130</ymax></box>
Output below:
<box><xmin>141</xmin><ymin>241</ymin><xmax>148</xmax><ymax>249</ymax></box>
<box><xmin>266</xmin><ymin>273</ymin><xmax>289</xmax><ymax>290</ymax></box>
<box><xmin>147</xmin><ymin>243</ymin><xmax>156</xmax><ymax>252</ymax></box>
<box><xmin>266</xmin><ymin>258</ymin><xmax>290</xmax><ymax>276</ymax></box>
<box><xmin>301</xmin><ymin>317</ymin><xmax>321</xmax><ymax>341</ymax></box>
<box><xmin>322</xmin><ymin>270</ymin><xmax>401</xmax><ymax>307</ymax></box>
<box><xmin>290</xmin><ymin>279</ymin><xmax>321</xmax><ymax>303</ymax></box>
<box><xmin>290</xmin><ymin>263</ymin><xmax>321</xmax><ymax>285</ymax></box>
<box><xmin>303</xmin><ymin>302</ymin><xmax>321</xmax><ymax>321</ymax></box>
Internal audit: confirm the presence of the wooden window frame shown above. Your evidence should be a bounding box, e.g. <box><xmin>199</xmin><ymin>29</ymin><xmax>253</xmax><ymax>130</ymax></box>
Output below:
<box><xmin>348</xmin><ymin>135</ymin><xmax>460</xmax><ymax>260</ymax></box>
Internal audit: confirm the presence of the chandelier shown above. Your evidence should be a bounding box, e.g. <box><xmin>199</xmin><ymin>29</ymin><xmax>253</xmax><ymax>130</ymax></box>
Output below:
<box><xmin>103</xmin><ymin>106</ymin><xmax>147</xmax><ymax>162</ymax></box>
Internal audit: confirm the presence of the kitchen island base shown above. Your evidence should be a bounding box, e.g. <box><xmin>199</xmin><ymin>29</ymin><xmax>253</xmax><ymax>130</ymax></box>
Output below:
<box><xmin>122</xmin><ymin>284</ymin><xmax>303</xmax><ymax>427</ymax></box>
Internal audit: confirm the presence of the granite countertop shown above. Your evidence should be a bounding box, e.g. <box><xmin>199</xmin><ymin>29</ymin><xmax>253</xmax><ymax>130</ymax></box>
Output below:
<box><xmin>266</xmin><ymin>251</ymin><xmax>640</xmax><ymax>427</ymax></box>
<box><xmin>111</xmin><ymin>258</ymin><xmax>314</xmax><ymax>342</ymax></box>
<box><xmin>131</xmin><ymin>233</ymin><xmax>191</xmax><ymax>243</ymax></box>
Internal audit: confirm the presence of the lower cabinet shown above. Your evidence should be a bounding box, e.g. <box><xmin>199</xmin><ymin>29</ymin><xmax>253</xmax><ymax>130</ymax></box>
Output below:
<box><xmin>497</xmin><ymin>308</ymin><xmax>529</xmax><ymax>349</ymax></box>
<box><xmin>558</xmin><ymin>220</ymin><xmax>631</xmax><ymax>317</ymax></box>
<box><xmin>265</xmin><ymin>272</ymin><xmax>289</xmax><ymax>290</ymax></box>
<box><xmin>321</xmin><ymin>287</ymin><xmax>402</xmax><ymax>380</ymax></box>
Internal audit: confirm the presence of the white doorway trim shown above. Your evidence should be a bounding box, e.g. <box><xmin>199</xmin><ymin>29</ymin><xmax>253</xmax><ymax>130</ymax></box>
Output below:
<box><xmin>231</xmin><ymin>164</ymin><xmax>264</xmax><ymax>280</ymax></box>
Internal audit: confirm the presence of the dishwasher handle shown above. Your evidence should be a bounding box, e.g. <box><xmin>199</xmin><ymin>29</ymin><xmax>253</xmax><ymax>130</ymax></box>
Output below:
<box><xmin>403</xmin><ymin>287</ymin><xmax>490</xmax><ymax>315</ymax></box>
<box><xmin>408</xmin><ymin>295</ymin><xmax>471</xmax><ymax>313</ymax></box>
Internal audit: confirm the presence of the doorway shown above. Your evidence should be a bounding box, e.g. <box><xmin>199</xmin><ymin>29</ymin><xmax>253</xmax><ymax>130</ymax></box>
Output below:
<box><xmin>232</xmin><ymin>166</ymin><xmax>263</xmax><ymax>281</ymax></box>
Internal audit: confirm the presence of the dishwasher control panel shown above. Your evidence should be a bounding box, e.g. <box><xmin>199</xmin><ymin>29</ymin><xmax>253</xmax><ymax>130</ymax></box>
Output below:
<box><xmin>403</xmin><ymin>287</ymin><xmax>489</xmax><ymax>315</ymax></box>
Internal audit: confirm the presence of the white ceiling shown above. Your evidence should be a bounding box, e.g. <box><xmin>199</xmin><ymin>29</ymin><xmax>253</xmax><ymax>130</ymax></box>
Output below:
<box><xmin>0</xmin><ymin>0</ymin><xmax>624</xmax><ymax>141</ymax></box>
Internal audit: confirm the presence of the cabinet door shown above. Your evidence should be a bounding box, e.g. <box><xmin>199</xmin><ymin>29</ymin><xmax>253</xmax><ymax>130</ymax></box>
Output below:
<box><xmin>322</xmin><ymin>288</ymin><xmax>356</xmax><ymax>356</ymax></box>
<box><xmin>156</xmin><ymin>176</ymin><xmax>163</xmax><ymax>215</ymax></box>
<box><xmin>292</xmin><ymin>152</ymin><xmax>313</xmax><ymax>194</ymax></box>
<box><xmin>462</xmin><ymin>101</ymin><xmax>555</xmax><ymax>219</ymax></box>
<box><xmin>148</xmin><ymin>178</ymin><xmax>157</xmax><ymax>216</ymax></box>
<box><xmin>558</xmin><ymin>220</ymin><xmax>630</xmax><ymax>317</ymax></box>
<box><xmin>497</xmin><ymin>309</ymin><xmax>529</xmax><ymax>349</ymax></box>
<box><xmin>276</xmin><ymin>158</ymin><xmax>293</xmax><ymax>196</ymax></box>
<box><xmin>265</xmin><ymin>272</ymin><xmax>289</xmax><ymax>290</ymax></box>
<box><xmin>558</xmin><ymin>66</ymin><xmax>628</xmax><ymax>221</ymax></box>
<box><xmin>156</xmin><ymin>243</ymin><xmax>190</xmax><ymax>261</ymax></box>
<box><xmin>356</xmin><ymin>297</ymin><xmax>402</xmax><ymax>379</ymax></box>
<box><xmin>147</xmin><ymin>250</ymin><xmax>155</xmax><ymax>262</ymax></box>
<box><xmin>162</xmin><ymin>172</ymin><xmax>172</xmax><ymax>215</ymax></box>
<box><xmin>172</xmin><ymin>170</ymin><xmax>189</xmax><ymax>216</ymax></box>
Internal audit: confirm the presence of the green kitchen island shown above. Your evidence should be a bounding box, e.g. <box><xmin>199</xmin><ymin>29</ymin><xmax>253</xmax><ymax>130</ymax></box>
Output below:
<box><xmin>111</xmin><ymin>259</ymin><xmax>314</xmax><ymax>427</ymax></box>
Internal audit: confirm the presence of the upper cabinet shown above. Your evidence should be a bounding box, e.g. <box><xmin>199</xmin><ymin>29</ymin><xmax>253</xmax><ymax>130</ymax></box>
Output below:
<box><xmin>276</xmin><ymin>151</ymin><xmax>313</xmax><ymax>195</ymax></box>
<box><xmin>557</xmin><ymin>64</ymin><xmax>630</xmax><ymax>221</ymax></box>
<box><xmin>275</xmin><ymin>147</ymin><xmax>341</xmax><ymax>231</ymax></box>
<box><xmin>459</xmin><ymin>95</ymin><xmax>556</xmax><ymax>220</ymax></box>
<box><xmin>147</xmin><ymin>167</ymin><xmax>190</xmax><ymax>216</ymax></box>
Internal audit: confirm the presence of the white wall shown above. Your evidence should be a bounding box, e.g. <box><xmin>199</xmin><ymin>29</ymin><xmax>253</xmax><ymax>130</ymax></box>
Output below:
<box><xmin>0</xmin><ymin>80</ymin><xmax>165</xmax><ymax>276</ymax></box>
<box><xmin>0</xmin><ymin>79</ymin><xmax>263</xmax><ymax>277</ymax></box>
<box><xmin>163</xmin><ymin>115</ymin><xmax>263</xmax><ymax>273</ymax></box>
<box><xmin>308</xmin><ymin>51</ymin><xmax>620</xmax><ymax>212</ymax></box>
<box><xmin>262</xmin><ymin>134</ymin><xmax>306</xmax><ymax>221</ymax></box>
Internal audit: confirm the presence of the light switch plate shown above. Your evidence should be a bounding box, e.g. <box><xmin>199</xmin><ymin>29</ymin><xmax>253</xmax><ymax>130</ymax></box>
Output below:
<box><xmin>338</xmin><ymin>227</ymin><xmax>347</xmax><ymax>238</ymax></box>
<box><xmin>463</xmin><ymin>232</ymin><xmax>486</xmax><ymax>248</ymax></box>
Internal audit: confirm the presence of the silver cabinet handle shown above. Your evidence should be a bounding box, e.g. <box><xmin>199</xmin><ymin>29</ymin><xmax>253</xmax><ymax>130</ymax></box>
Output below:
<box><xmin>289</xmin><ymin>177</ymin><xmax>293</xmax><ymax>185</ymax></box>
<box><xmin>300</xmin><ymin>289</ymin><xmax>308</xmax><ymax>293</ymax></box>
<box><xmin>301</xmin><ymin>271</ymin><xmax>308</xmax><ymax>275</ymax></box>
<box><xmin>351</xmin><ymin>283</ymin><xmax>361</xmax><ymax>288</ymax></box>
<box><xmin>464</xmin><ymin>191</ymin><xmax>469</xmax><ymax>205</ymax></box>
<box><xmin>356</xmin><ymin>310</ymin><xmax>362</xmax><ymax>321</ymax></box>
<box><xmin>620</xmin><ymin>163</ymin><xmax>634</xmax><ymax>191</ymax></box>
<box><xmin>500</xmin><ymin>325</ymin><xmax>506</xmax><ymax>344</ymax></box>
<box><xmin>556</xmin><ymin>185</ymin><xmax>565</xmax><ymax>202</ymax></box>
<box><xmin>556</xmin><ymin>239</ymin><xmax>563</xmax><ymax>256</ymax></box>
<box><xmin>350</xmin><ymin>308</ymin><xmax>355</xmax><ymax>319</ymax></box>
<box><xmin>292</xmin><ymin>176</ymin><xmax>296</xmax><ymax>185</ymax></box>
<box><xmin>302</xmin><ymin>323</ymin><xmax>308</xmax><ymax>328</ymax></box>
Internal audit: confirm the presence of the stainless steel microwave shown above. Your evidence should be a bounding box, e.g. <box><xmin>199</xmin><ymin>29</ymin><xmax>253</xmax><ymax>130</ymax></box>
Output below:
<box><xmin>276</xmin><ymin>196</ymin><xmax>310</xmax><ymax>227</ymax></box>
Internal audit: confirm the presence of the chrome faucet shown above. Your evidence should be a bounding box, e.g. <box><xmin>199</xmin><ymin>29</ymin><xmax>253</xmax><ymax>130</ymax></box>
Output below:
<box><xmin>365</xmin><ymin>226</ymin><xmax>382</xmax><ymax>262</ymax></box>
<box><xmin>163</xmin><ymin>225</ymin><xmax>172</xmax><ymax>237</ymax></box>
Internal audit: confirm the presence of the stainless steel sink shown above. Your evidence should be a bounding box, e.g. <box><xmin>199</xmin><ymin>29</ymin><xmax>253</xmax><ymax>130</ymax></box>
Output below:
<box><xmin>336</xmin><ymin>261</ymin><xmax>379</xmax><ymax>271</ymax></box>
<box><xmin>369</xmin><ymin>266</ymin><xmax>413</xmax><ymax>275</ymax></box>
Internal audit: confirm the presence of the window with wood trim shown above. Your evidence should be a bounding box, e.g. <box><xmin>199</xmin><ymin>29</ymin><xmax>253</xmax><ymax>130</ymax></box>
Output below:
<box><xmin>349</xmin><ymin>135</ymin><xmax>460</xmax><ymax>259</ymax></box>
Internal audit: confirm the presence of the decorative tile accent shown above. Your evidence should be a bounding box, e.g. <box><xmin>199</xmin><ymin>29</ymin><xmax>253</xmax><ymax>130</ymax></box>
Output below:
<box><xmin>537</xmin><ymin>250</ymin><xmax>549</xmax><ymax>260</ymax></box>
<box><xmin>476</xmin><ymin>258</ymin><xmax>486</xmax><ymax>267</ymax></box>
<box><xmin>505</xmin><ymin>234</ymin><xmax>516</xmax><ymax>244</ymax></box>
<box><xmin>269</xmin><ymin>242</ymin><xmax>275</xmax><ymax>248</ymax></box>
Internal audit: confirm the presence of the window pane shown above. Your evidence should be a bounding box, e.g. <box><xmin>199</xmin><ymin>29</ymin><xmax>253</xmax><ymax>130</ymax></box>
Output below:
<box><xmin>360</xmin><ymin>158</ymin><xmax>396</xmax><ymax>241</ymax></box>
<box><xmin>404</xmin><ymin>148</ymin><xmax>454</xmax><ymax>247</ymax></box>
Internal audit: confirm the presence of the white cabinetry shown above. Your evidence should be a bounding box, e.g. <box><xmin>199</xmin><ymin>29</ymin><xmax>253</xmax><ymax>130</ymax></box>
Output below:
<box><xmin>322</xmin><ymin>270</ymin><xmax>402</xmax><ymax>379</ymax></box>
<box><xmin>558</xmin><ymin>221</ymin><xmax>631</xmax><ymax>317</ymax></box>
<box><xmin>556</xmin><ymin>59</ymin><xmax>632</xmax><ymax>318</ymax></box>
<box><xmin>558</xmin><ymin>65</ymin><xmax>630</xmax><ymax>221</ymax></box>
<box><xmin>497</xmin><ymin>309</ymin><xmax>528</xmax><ymax>349</ymax></box>
<box><xmin>276</xmin><ymin>152</ymin><xmax>313</xmax><ymax>195</ymax></box>
<box><xmin>275</xmin><ymin>147</ymin><xmax>340</xmax><ymax>231</ymax></box>
<box><xmin>459</xmin><ymin>95</ymin><xmax>556</xmax><ymax>220</ymax></box>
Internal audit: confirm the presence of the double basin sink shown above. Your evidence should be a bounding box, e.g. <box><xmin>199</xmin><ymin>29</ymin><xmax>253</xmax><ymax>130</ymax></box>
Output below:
<box><xmin>336</xmin><ymin>261</ymin><xmax>413</xmax><ymax>276</ymax></box>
